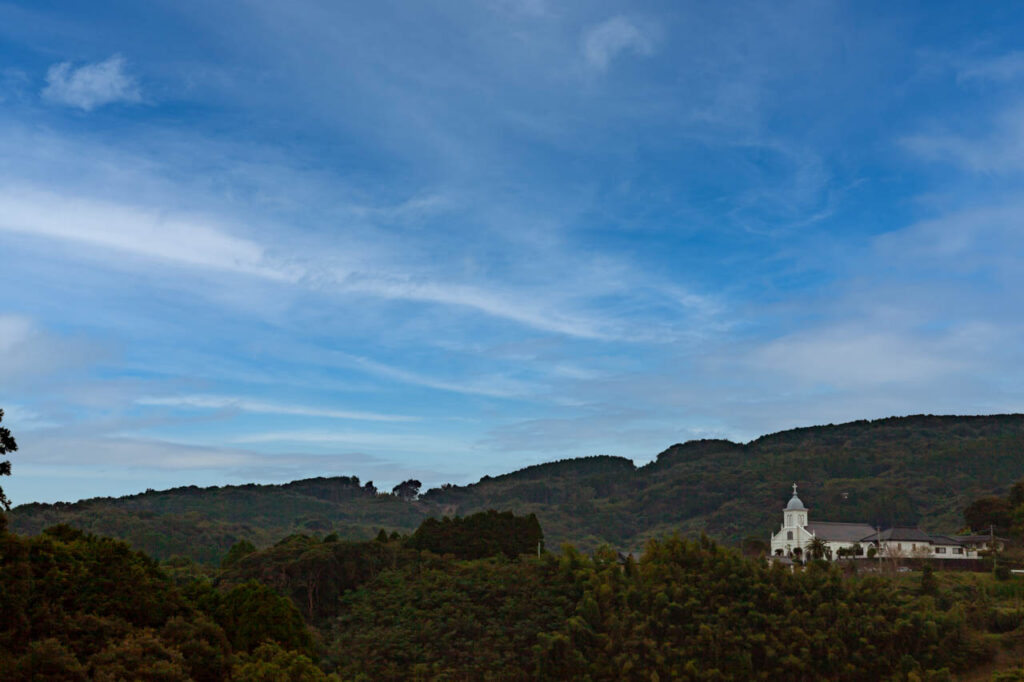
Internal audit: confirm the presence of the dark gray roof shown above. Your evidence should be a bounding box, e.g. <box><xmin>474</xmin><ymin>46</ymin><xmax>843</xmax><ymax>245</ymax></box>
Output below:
<box><xmin>805</xmin><ymin>522</ymin><xmax>877</xmax><ymax>542</ymax></box>
<box><xmin>861</xmin><ymin>527</ymin><xmax>940</xmax><ymax>543</ymax></box>
<box><xmin>929</xmin><ymin>534</ymin><xmax>968</xmax><ymax>546</ymax></box>
<box><xmin>957</xmin><ymin>534</ymin><xmax>1007</xmax><ymax>544</ymax></box>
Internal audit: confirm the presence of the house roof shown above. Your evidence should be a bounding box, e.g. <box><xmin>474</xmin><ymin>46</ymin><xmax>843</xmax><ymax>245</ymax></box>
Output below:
<box><xmin>957</xmin><ymin>534</ymin><xmax>1007</xmax><ymax>544</ymax></box>
<box><xmin>805</xmin><ymin>522</ymin><xmax>877</xmax><ymax>542</ymax></box>
<box><xmin>928</xmin><ymin>534</ymin><xmax>967</xmax><ymax>546</ymax></box>
<box><xmin>860</xmin><ymin>527</ymin><xmax>938</xmax><ymax>543</ymax></box>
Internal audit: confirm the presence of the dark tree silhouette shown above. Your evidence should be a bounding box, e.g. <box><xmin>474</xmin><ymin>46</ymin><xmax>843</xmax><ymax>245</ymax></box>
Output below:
<box><xmin>391</xmin><ymin>479</ymin><xmax>421</xmax><ymax>501</ymax></box>
<box><xmin>0</xmin><ymin>408</ymin><xmax>18</xmax><ymax>511</ymax></box>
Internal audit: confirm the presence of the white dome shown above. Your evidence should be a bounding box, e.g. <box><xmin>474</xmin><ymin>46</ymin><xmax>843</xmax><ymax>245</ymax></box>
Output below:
<box><xmin>786</xmin><ymin>493</ymin><xmax>806</xmax><ymax>510</ymax></box>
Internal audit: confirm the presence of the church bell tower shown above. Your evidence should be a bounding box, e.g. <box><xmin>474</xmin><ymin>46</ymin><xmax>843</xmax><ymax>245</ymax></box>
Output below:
<box><xmin>784</xmin><ymin>483</ymin><xmax>808</xmax><ymax>528</ymax></box>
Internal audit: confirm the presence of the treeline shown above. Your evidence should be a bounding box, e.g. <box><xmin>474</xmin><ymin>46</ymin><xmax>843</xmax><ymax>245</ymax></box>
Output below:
<box><xmin>424</xmin><ymin>414</ymin><xmax>1024</xmax><ymax>552</ymax></box>
<box><xmin>7</xmin><ymin>507</ymin><xmax>1024</xmax><ymax>679</ymax></box>
<box><xmin>406</xmin><ymin>509</ymin><xmax>543</xmax><ymax>560</ymax></box>
<box><xmin>11</xmin><ymin>414</ymin><xmax>1024</xmax><ymax>561</ymax></box>
<box><xmin>330</xmin><ymin>536</ymin><xmax>999</xmax><ymax>680</ymax></box>
<box><xmin>9</xmin><ymin>475</ymin><xmax>427</xmax><ymax>563</ymax></box>
<box><xmin>964</xmin><ymin>479</ymin><xmax>1024</xmax><ymax>537</ymax></box>
<box><xmin>0</xmin><ymin>518</ymin><xmax>335</xmax><ymax>680</ymax></box>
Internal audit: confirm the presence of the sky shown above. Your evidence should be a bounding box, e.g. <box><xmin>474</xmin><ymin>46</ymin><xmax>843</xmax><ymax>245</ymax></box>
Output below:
<box><xmin>2</xmin><ymin>1</ymin><xmax>1024</xmax><ymax>504</ymax></box>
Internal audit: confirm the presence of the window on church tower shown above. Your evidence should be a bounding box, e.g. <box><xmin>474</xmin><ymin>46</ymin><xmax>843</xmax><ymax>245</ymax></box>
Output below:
<box><xmin>787</xmin><ymin>531</ymin><xmax>793</xmax><ymax>540</ymax></box>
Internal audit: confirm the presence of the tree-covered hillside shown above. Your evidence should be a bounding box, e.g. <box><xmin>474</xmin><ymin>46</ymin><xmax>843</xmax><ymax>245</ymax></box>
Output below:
<box><xmin>11</xmin><ymin>414</ymin><xmax>1024</xmax><ymax>562</ymax></box>
<box><xmin>10</xmin><ymin>476</ymin><xmax>426</xmax><ymax>563</ymax></box>
<box><xmin>10</xmin><ymin>511</ymin><xmax>1024</xmax><ymax>680</ymax></box>
<box><xmin>428</xmin><ymin>415</ymin><xmax>1024</xmax><ymax>553</ymax></box>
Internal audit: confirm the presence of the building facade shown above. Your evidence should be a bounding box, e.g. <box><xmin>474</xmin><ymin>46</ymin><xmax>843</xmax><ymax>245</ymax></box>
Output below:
<box><xmin>769</xmin><ymin>484</ymin><xmax>981</xmax><ymax>561</ymax></box>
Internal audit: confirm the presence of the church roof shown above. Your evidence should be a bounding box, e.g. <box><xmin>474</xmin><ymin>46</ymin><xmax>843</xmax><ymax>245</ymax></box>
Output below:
<box><xmin>805</xmin><ymin>522</ymin><xmax>877</xmax><ymax>542</ymax></box>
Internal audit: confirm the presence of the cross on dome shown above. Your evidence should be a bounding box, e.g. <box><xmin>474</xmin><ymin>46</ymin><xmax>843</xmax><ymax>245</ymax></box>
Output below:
<box><xmin>786</xmin><ymin>484</ymin><xmax>806</xmax><ymax>511</ymax></box>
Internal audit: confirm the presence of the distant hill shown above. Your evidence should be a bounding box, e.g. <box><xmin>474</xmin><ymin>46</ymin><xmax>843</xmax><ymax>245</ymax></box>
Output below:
<box><xmin>9</xmin><ymin>476</ymin><xmax>425</xmax><ymax>564</ymax></box>
<box><xmin>10</xmin><ymin>414</ymin><xmax>1024</xmax><ymax>563</ymax></box>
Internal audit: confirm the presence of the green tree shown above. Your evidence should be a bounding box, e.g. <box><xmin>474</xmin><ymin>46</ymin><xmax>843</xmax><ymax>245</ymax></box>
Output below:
<box><xmin>0</xmin><ymin>409</ymin><xmax>18</xmax><ymax>511</ymax></box>
<box><xmin>741</xmin><ymin>536</ymin><xmax>769</xmax><ymax>557</ymax></box>
<box><xmin>160</xmin><ymin>615</ymin><xmax>232</xmax><ymax>682</ymax></box>
<box><xmin>964</xmin><ymin>496</ymin><xmax>1012</xmax><ymax>534</ymax></box>
<box><xmin>233</xmin><ymin>642</ymin><xmax>341</xmax><ymax>682</ymax></box>
<box><xmin>1009</xmin><ymin>478</ymin><xmax>1024</xmax><ymax>508</ymax></box>
<box><xmin>919</xmin><ymin>564</ymin><xmax>938</xmax><ymax>596</ymax></box>
<box><xmin>221</xmin><ymin>540</ymin><xmax>257</xmax><ymax>569</ymax></box>
<box><xmin>88</xmin><ymin>631</ymin><xmax>191</xmax><ymax>682</ymax></box>
<box><xmin>391</xmin><ymin>479</ymin><xmax>421</xmax><ymax>501</ymax></box>
<box><xmin>213</xmin><ymin>581</ymin><xmax>312</xmax><ymax>653</ymax></box>
<box><xmin>807</xmin><ymin>536</ymin><xmax>828</xmax><ymax>561</ymax></box>
<box><xmin>406</xmin><ymin>510</ymin><xmax>544</xmax><ymax>560</ymax></box>
<box><xmin>12</xmin><ymin>638</ymin><xmax>86</xmax><ymax>681</ymax></box>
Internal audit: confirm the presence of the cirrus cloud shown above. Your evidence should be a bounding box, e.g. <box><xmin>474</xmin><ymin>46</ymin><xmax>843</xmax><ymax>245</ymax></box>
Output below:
<box><xmin>581</xmin><ymin>17</ymin><xmax>653</xmax><ymax>71</ymax></box>
<box><xmin>42</xmin><ymin>54</ymin><xmax>140</xmax><ymax>111</ymax></box>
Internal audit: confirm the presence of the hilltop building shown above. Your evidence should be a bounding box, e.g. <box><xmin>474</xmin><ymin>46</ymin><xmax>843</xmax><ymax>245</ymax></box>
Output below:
<box><xmin>769</xmin><ymin>484</ymin><xmax>988</xmax><ymax>561</ymax></box>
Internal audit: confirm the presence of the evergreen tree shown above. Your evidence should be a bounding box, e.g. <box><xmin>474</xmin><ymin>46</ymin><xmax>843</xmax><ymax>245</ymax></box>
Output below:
<box><xmin>0</xmin><ymin>409</ymin><xmax>18</xmax><ymax>511</ymax></box>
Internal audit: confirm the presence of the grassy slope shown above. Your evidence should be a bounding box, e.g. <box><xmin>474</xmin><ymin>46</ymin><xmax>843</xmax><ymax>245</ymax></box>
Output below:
<box><xmin>10</xmin><ymin>414</ymin><xmax>1024</xmax><ymax>562</ymax></box>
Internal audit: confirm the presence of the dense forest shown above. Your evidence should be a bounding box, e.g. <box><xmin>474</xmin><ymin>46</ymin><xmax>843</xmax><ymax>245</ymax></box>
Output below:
<box><xmin>6</xmin><ymin>508</ymin><xmax>1024</xmax><ymax>680</ymax></box>
<box><xmin>11</xmin><ymin>414</ymin><xmax>1024</xmax><ymax>563</ymax></box>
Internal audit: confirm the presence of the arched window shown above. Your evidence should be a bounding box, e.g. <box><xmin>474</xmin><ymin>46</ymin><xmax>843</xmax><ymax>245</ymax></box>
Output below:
<box><xmin>787</xmin><ymin>531</ymin><xmax>793</xmax><ymax>540</ymax></box>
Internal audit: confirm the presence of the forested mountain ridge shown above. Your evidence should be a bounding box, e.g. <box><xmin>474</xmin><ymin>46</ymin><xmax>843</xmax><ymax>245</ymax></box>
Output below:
<box><xmin>11</xmin><ymin>414</ymin><xmax>1024</xmax><ymax>563</ymax></box>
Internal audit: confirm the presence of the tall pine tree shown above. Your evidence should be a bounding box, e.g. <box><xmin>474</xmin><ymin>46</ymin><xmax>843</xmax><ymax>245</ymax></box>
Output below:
<box><xmin>0</xmin><ymin>408</ymin><xmax>19</xmax><ymax>510</ymax></box>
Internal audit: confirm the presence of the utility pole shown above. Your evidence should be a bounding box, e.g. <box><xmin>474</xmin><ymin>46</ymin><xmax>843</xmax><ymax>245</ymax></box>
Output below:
<box><xmin>991</xmin><ymin>524</ymin><xmax>996</xmax><ymax>570</ymax></box>
<box><xmin>876</xmin><ymin>525</ymin><xmax>882</xmax><ymax>571</ymax></box>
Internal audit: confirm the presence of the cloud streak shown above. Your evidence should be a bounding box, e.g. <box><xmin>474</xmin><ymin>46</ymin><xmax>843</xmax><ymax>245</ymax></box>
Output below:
<box><xmin>581</xmin><ymin>17</ymin><xmax>653</xmax><ymax>70</ymax></box>
<box><xmin>0</xmin><ymin>187</ymin><xmax>297</xmax><ymax>280</ymax></box>
<box><xmin>137</xmin><ymin>394</ymin><xmax>421</xmax><ymax>422</ymax></box>
<box><xmin>42</xmin><ymin>54</ymin><xmax>140</xmax><ymax>111</ymax></box>
<box><xmin>0</xmin><ymin>181</ymin><xmax>654</xmax><ymax>341</ymax></box>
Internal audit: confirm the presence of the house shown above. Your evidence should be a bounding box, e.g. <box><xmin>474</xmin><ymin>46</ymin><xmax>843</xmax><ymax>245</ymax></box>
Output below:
<box><xmin>956</xmin><ymin>534</ymin><xmax>1007</xmax><ymax>553</ymax></box>
<box><xmin>769</xmin><ymin>484</ymin><xmax>979</xmax><ymax>561</ymax></box>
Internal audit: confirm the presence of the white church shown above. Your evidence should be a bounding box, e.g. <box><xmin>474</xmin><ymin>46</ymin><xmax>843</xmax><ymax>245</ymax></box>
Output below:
<box><xmin>769</xmin><ymin>484</ymin><xmax>988</xmax><ymax>561</ymax></box>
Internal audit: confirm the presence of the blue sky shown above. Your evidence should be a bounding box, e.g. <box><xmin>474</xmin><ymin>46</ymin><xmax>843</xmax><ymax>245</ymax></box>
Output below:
<box><xmin>2</xmin><ymin>1</ymin><xmax>1024</xmax><ymax>503</ymax></box>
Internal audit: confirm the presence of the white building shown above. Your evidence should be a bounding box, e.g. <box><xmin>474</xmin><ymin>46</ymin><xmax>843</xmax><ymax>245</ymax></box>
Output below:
<box><xmin>769</xmin><ymin>484</ymin><xmax>980</xmax><ymax>561</ymax></box>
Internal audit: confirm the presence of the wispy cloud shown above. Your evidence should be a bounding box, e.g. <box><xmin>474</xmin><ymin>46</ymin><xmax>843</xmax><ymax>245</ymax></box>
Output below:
<box><xmin>581</xmin><ymin>17</ymin><xmax>653</xmax><ymax>71</ymax></box>
<box><xmin>41</xmin><ymin>54</ymin><xmax>140</xmax><ymax>111</ymax></box>
<box><xmin>956</xmin><ymin>51</ymin><xmax>1024</xmax><ymax>83</ymax></box>
<box><xmin>328</xmin><ymin>351</ymin><xmax>539</xmax><ymax>399</ymax></box>
<box><xmin>0</xmin><ymin>182</ymin><xmax>636</xmax><ymax>341</ymax></box>
<box><xmin>901</xmin><ymin>105</ymin><xmax>1024</xmax><ymax>173</ymax></box>
<box><xmin>0</xmin><ymin>186</ymin><xmax>298</xmax><ymax>280</ymax></box>
<box><xmin>748</xmin><ymin>327</ymin><xmax>973</xmax><ymax>388</ymax></box>
<box><xmin>875</xmin><ymin>202</ymin><xmax>1024</xmax><ymax>265</ymax></box>
<box><xmin>232</xmin><ymin>430</ymin><xmax>461</xmax><ymax>453</ymax></box>
<box><xmin>340</xmin><ymin>276</ymin><xmax>612</xmax><ymax>340</ymax></box>
<box><xmin>137</xmin><ymin>394</ymin><xmax>420</xmax><ymax>422</ymax></box>
<box><xmin>0</xmin><ymin>314</ymin><xmax>100</xmax><ymax>386</ymax></box>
